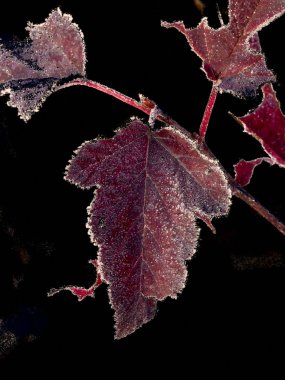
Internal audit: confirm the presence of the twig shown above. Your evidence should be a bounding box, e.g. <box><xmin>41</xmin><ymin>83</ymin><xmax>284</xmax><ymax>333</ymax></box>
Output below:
<box><xmin>57</xmin><ymin>79</ymin><xmax>183</xmax><ymax>129</ymax></box>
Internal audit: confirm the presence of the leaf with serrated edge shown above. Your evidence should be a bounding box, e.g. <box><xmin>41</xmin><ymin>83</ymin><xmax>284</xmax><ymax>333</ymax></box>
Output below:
<box><xmin>232</xmin><ymin>84</ymin><xmax>285</xmax><ymax>168</ymax></box>
<box><xmin>162</xmin><ymin>0</ymin><xmax>285</xmax><ymax>97</ymax></box>
<box><xmin>65</xmin><ymin>120</ymin><xmax>231</xmax><ymax>339</ymax></box>
<box><xmin>0</xmin><ymin>8</ymin><xmax>86</xmax><ymax>120</ymax></box>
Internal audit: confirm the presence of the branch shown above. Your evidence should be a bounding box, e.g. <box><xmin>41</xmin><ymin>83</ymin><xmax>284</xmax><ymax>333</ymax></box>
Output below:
<box><xmin>231</xmin><ymin>182</ymin><xmax>285</xmax><ymax>236</ymax></box>
<box><xmin>199</xmin><ymin>85</ymin><xmax>218</xmax><ymax>140</ymax></box>
<box><xmin>57</xmin><ymin>78</ymin><xmax>183</xmax><ymax>129</ymax></box>
<box><xmin>58</xmin><ymin>78</ymin><xmax>285</xmax><ymax>237</ymax></box>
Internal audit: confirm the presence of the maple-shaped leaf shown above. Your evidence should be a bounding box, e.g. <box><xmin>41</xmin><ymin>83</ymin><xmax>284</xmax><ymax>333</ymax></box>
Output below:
<box><xmin>162</xmin><ymin>0</ymin><xmax>285</xmax><ymax>96</ymax></box>
<box><xmin>65</xmin><ymin>119</ymin><xmax>231</xmax><ymax>339</ymax></box>
<box><xmin>0</xmin><ymin>8</ymin><xmax>86</xmax><ymax>120</ymax></box>
<box><xmin>232</xmin><ymin>83</ymin><xmax>285</xmax><ymax>168</ymax></box>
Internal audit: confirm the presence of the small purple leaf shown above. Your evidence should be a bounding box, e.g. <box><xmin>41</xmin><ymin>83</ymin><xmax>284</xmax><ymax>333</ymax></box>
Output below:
<box><xmin>232</xmin><ymin>84</ymin><xmax>285</xmax><ymax>168</ymax></box>
<box><xmin>0</xmin><ymin>8</ymin><xmax>86</xmax><ymax>120</ymax></box>
<box><xmin>65</xmin><ymin>120</ymin><xmax>231</xmax><ymax>339</ymax></box>
<box><xmin>234</xmin><ymin>157</ymin><xmax>272</xmax><ymax>187</ymax></box>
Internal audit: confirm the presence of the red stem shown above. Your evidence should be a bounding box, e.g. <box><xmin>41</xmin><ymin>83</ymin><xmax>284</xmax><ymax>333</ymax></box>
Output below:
<box><xmin>199</xmin><ymin>85</ymin><xmax>218</xmax><ymax>140</ymax></box>
<box><xmin>58</xmin><ymin>79</ymin><xmax>182</xmax><ymax>129</ymax></box>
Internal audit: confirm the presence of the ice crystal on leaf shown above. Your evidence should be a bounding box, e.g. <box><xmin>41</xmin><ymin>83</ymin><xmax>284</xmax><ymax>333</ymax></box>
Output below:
<box><xmin>65</xmin><ymin>120</ymin><xmax>231</xmax><ymax>338</ymax></box>
<box><xmin>162</xmin><ymin>0</ymin><xmax>285</xmax><ymax>96</ymax></box>
<box><xmin>0</xmin><ymin>8</ymin><xmax>86</xmax><ymax>120</ymax></box>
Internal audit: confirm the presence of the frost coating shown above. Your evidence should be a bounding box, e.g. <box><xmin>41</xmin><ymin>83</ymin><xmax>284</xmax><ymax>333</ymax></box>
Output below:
<box><xmin>65</xmin><ymin>120</ymin><xmax>231</xmax><ymax>339</ymax></box>
<box><xmin>26</xmin><ymin>8</ymin><xmax>86</xmax><ymax>77</ymax></box>
<box><xmin>162</xmin><ymin>0</ymin><xmax>285</xmax><ymax>97</ymax></box>
<box><xmin>0</xmin><ymin>8</ymin><xmax>86</xmax><ymax>120</ymax></box>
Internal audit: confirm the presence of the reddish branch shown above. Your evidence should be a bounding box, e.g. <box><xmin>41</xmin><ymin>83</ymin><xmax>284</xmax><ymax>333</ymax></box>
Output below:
<box><xmin>232</xmin><ymin>184</ymin><xmax>285</xmax><ymax>236</ymax></box>
<box><xmin>199</xmin><ymin>85</ymin><xmax>218</xmax><ymax>140</ymax></box>
<box><xmin>58</xmin><ymin>79</ymin><xmax>183</xmax><ymax>129</ymax></box>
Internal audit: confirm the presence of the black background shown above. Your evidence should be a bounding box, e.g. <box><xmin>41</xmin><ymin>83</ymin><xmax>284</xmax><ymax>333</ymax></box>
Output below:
<box><xmin>0</xmin><ymin>1</ymin><xmax>285</xmax><ymax>378</ymax></box>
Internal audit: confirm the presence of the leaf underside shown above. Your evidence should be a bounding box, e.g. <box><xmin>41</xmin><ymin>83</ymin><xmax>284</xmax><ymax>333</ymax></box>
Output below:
<box><xmin>0</xmin><ymin>8</ymin><xmax>86</xmax><ymax>120</ymax></box>
<box><xmin>162</xmin><ymin>0</ymin><xmax>285</xmax><ymax>97</ymax></box>
<box><xmin>65</xmin><ymin>120</ymin><xmax>231</xmax><ymax>338</ymax></box>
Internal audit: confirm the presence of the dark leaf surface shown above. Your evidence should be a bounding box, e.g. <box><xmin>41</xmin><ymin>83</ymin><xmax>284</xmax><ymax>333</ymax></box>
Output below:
<box><xmin>0</xmin><ymin>8</ymin><xmax>86</xmax><ymax>120</ymax></box>
<box><xmin>162</xmin><ymin>0</ymin><xmax>285</xmax><ymax>96</ymax></box>
<box><xmin>65</xmin><ymin>120</ymin><xmax>231</xmax><ymax>338</ymax></box>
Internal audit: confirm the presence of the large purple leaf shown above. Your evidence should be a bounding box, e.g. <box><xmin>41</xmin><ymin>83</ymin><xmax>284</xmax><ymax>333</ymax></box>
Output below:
<box><xmin>162</xmin><ymin>0</ymin><xmax>285</xmax><ymax>96</ymax></box>
<box><xmin>0</xmin><ymin>8</ymin><xmax>86</xmax><ymax>120</ymax></box>
<box><xmin>65</xmin><ymin>120</ymin><xmax>231</xmax><ymax>339</ymax></box>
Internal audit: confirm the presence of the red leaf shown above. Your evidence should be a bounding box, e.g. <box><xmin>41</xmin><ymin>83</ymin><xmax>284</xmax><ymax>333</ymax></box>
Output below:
<box><xmin>0</xmin><ymin>8</ymin><xmax>86</xmax><ymax>120</ymax></box>
<box><xmin>162</xmin><ymin>0</ymin><xmax>285</xmax><ymax>96</ymax></box>
<box><xmin>65</xmin><ymin>120</ymin><xmax>231</xmax><ymax>338</ymax></box>
<box><xmin>234</xmin><ymin>157</ymin><xmax>272</xmax><ymax>187</ymax></box>
<box><xmin>233</xmin><ymin>84</ymin><xmax>285</xmax><ymax>168</ymax></box>
<box><xmin>48</xmin><ymin>259</ymin><xmax>102</xmax><ymax>301</ymax></box>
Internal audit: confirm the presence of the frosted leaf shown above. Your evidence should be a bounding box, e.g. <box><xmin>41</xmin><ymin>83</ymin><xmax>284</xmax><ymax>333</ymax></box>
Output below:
<box><xmin>0</xmin><ymin>8</ymin><xmax>86</xmax><ymax>120</ymax></box>
<box><xmin>162</xmin><ymin>0</ymin><xmax>285</xmax><ymax>97</ymax></box>
<box><xmin>65</xmin><ymin>120</ymin><xmax>231</xmax><ymax>338</ymax></box>
<box><xmin>234</xmin><ymin>157</ymin><xmax>272</xmax><ymax>187</ymax></box>
<box><xmin>2</xmin><ymin>80</ymin><xmax>54</xmax><ymax>121</ymax></box>
<box><xmin>232</xmin><ymin>84</ymin><xmax>285</xmax><ymax>168</ymax></box>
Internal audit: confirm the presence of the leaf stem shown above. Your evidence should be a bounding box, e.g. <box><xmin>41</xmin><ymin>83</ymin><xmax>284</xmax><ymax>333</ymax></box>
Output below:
<box><xmin>58</xmin><ymin>78</ymin><xmax>182</xmax><ymax>129</ymax></box>
<box><xmin>231</xmin><ymin>180</ymin><xmax>285</xmax><ymax>236</ymax></box>
<box><xmin>199</xmin><ymin>85</ymin><xmax>218</xmax><ymax>140</ymax></box>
